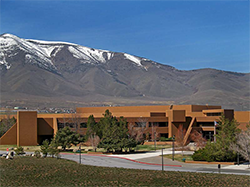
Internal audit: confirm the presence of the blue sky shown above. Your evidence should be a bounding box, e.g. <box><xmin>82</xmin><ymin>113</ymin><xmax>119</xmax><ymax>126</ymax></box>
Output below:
<box><xmin>0</xmin><ymin>0</ymin><xmax>249</xmax><ymax>73</ymax></box>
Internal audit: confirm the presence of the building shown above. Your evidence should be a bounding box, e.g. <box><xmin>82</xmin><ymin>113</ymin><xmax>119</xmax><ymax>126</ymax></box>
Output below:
<box><xmin>0</xmin><ymin>105</ymin><xmax>249</xmax><ymax>146</ymax></box>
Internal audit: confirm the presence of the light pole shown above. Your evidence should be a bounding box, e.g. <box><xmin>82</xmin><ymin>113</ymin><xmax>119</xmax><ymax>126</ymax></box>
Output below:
<box><xmin>172</xmin><ymin>135</ymin><xmax>175</xmax><ymax>161</ymax></box>
<box><xmin>237</xmin><ymin>145</ymin><xmax>240</xmax><ymax>165</ymax></box>
<box><xmin>154</xmin><ymin>131</ymin><xmax>156</xmax><ymax>151</ymax></box>
<box><xmin>79</xmin><ymin>144</ymin><xmax>81</xmax><ymax>164</ymax></box>
<box><xmin>162</xmin><ymin>148</ymin><xmax>165</xmax><ymax>171</ymax></box>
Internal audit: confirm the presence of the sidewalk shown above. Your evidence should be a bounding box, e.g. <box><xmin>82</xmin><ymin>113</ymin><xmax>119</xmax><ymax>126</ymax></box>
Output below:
<box><xmin>108</xmin><ymin>148</ymin><xmax>193</xmax><ymax>160</ymax></box>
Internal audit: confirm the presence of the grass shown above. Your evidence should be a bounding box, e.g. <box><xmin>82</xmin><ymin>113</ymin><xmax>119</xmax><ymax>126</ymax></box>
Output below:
<box><xmin>136</xmin><ymin>144</ymin><xmax>171</xmax><ymax>151</ymax></box>
<box><xmin>0</xmin><ymin>145</ymin><xmax>100</xmax><ymax>152</ymax></box>
<box><xmin>164</xmin><ymin>154</ymin><xmax>193</xmax><ymax>162</ymax></box>
<box><xmin>1</xmin><ymin>157</ymin><xmax>249</xmax><ymax>186</ymax></box>
<box><xmin>0</xmin><ymin>145</ymin><xmax>41</xmax><ymax>151</ymax></box>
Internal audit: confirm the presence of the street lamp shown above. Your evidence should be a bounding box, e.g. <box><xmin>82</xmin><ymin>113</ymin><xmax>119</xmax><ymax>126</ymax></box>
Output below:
<box><xmin>237</xmin><ymin>145</ymin><xmax>240</xmax><ymax>165</ymax></box>
<box><xmin>154</xmin><ymin>131</ymin><xmax>156</xmax><ymax>151</ymax></box>
<box><xmin>162</xmin><ymin>148</ymin><xmax>165</xmax><ymax>171</ymax></box>
<box><xmin>172</xmin><ymin>135</ymin><xmax>175</xmax><ymax>161</ymax></box>
<box><xmin>79</xmin><ymin>144</ymin><xmax>81</xmax><ymax>164</ymax></box>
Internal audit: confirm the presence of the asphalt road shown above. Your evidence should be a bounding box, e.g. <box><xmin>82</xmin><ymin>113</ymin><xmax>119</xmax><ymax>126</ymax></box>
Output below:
<box><xmin>1</xmin><ymin>150</ymin><xmax>249</xmax><ymax>175</ymax></box>
<box><xmin>59</xmin><ymin>153</ymin><xmax>250</xmax><ymax>176</ymax></box>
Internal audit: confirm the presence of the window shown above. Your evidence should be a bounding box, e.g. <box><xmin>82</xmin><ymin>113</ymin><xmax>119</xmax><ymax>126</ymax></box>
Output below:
<box><xmin>150</xmin><ymin>113</ymin><xmax>166</xmax><ymax>117</ymax></box>
<box><xmin>206</xmin><ymin>113</ymin><xmax>222</xmax><ymax>116</ymax></box>
<box><xmin>159</xmin><ymin>122</ymin><xmax>168</xmax><ymax>127</ymax></box>
<box><xmin>197</xmin><ymin>122</ymin><xmax>214</xmax><ymax>127</ymax></box>
<box><xmin>149</xmin><ymin>122</ymin><xmax>158</xmax><ymax>127</ymax></box>
<box><xmin>80</xmin><ymin>123</ymin><xmax>87</xmax><ymax>128</ymax></box>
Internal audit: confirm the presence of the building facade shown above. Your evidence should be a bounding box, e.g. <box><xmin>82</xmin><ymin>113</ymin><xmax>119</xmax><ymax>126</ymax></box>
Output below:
<box><xmin>0</xmin><ymin>105</ymin><xmax>249</xmax><ymax>146</ymax></box>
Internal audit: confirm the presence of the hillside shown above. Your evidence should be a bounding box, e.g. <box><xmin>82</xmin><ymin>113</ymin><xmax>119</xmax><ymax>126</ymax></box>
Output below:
<box><xmin>0</xmin><ymin>33</ymin><xmax>249</xmax><ymax>110</ymax></box>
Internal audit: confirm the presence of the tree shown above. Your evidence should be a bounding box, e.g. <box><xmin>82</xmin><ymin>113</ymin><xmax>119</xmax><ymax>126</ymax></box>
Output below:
<box><xmin>230</xmin><ymin>126</ymin><xmax>250</xmax><ymax>164</ymax></box>
<box><xmin>0</xmin><ymin>110</ymin><xmax>16</xmax><ymax>137</ymax></box>
<box><xmin>192</xmin><ymin>115</ymin><xmax>241</xmax><ymax>162</ymax></box>
<box><xmin>85</xmin><ymin>115</ymin><xmax>100</xmax><ymax>151</ymax></box>
<box><xmin>128</xmin><ymin>118</ymin><xmax>148</xmax><ymax>144</ymax></box>
<box><xmin>98</xmin><ymin>110</ymin><xmax>137</xmax><ymax>152</ymax></box>
<box><xmin>48</xmin><ymin>140</ymin><xmax>59</xmax><ymax>158</ymax></box>
<box><xmin>40</xmin><ymin>139</ymin><xmax>50</xmax><ymax>157</ymax></box>
<box><xmin>54</xmin><ymin>126</ymin><xmax>82</xmax><ymax>150</ymax></box>
<box><xmin>190</xmin><ymin>129</ymin><xmax>207</xmax><ymax>150</ymax></box>
<box><xmin>175</xmin><ymin>124</ymin><xmax>186</xmax><ymax>156</ymax></box>
<box><xmin>151</xmin><ymin>122</ymin><xmax>159</xmax><ymax>142</ymax></box>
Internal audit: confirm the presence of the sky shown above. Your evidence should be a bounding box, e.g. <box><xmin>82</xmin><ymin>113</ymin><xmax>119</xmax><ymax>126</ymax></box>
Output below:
<box><xmin>0</xmin><ymin>0</ymin><xmax>249</xmax><ymax>73</ymax></box>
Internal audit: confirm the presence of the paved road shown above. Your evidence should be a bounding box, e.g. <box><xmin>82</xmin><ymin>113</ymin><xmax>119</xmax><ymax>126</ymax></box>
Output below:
<box><xmin>60</xmin><ymin>153</ymin><xmax>250</xmax><ymax>176</ymax></box>
<box><xmin>1</xmin><ymin>150</ymin><xmax>249</xmax><ymax>175</ymax></box>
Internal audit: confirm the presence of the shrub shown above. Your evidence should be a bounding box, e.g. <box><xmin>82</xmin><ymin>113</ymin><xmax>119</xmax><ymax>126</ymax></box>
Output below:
<box><xmin>48</xmin><ymin>140</ymin><xmax>59</xmax><ymax>158</ymax></box>
<box><xmin>192</xmin><ymin>148</ymin><xmax>207</xmax><ymax>161</ymax></box>
<box><xmin>14</xmin><ymin>147</ymin><xmax>25</xmax><ymax>155</ymax></box>
<box><xmin>160</xmin><ymin>137</ymin><xmax>166</xmax><ymax>141</ymax></box>
<box><xmin>40</xmin><ymin>139</ymin><xmax>50</xmax><ymax>157</ymax></box>
<box><xmin>34</xmin><ymin>150</ymin><xmax>41</xmax><ymax>158</ymax></box>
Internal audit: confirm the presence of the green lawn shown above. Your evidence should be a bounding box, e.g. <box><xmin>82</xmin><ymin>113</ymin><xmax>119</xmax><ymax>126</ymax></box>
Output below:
<box><xmin>1</xmin><ymin>157</ymin><xmax>249</xmax><ymax>186</ymax></box>
<box><xmin>164</xmin><ymin>154</ymin><xmax>193</xmax><ymax>162</ymax></box>
<box><xmin>0</xmin><ymin>145</ymin><xmax>41</xmax><ymax>151</ymax></box>
<box><xmin>136</xmin><ymin>144</ymin><xmax>171</xmax><ymax>151</ymax></box>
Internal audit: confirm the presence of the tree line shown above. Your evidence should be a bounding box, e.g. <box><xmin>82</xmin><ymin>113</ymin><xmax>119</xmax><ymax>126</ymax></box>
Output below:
<box><xmin>192</xmin><ymin>115</ymin><xmax>250</xmax><ymax>163</ymax></box>
<box><xmin>52</xmin><ymin>110</ymin><xmax>141</xmax><ymax>153</ymax></box>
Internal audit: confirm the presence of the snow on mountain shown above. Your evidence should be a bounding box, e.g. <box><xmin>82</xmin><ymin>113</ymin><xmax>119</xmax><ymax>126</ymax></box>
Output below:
<box><xmin>0</xmin><ymin>33</ymin><xmax>150</xmax><ymax>71</ymax></box>
<box><xmin>68</xmin><ymin>45</ymin><xmax>114</xmax><ymax>64</ymax></box>
<box><xmin>124</xmin><ymin>53</ymin><xmax>142</xmax><ymax>67</ymax></box>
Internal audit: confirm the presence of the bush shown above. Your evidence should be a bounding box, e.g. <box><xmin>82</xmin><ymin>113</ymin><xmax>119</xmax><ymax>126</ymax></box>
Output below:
<box><xmin>40</xmin><ymin>139</ymin><xmax>50</xmax><ymax>157</ymax></box>
<box><xmin>160</xmin><ymin>137</ymin><xmax>166</xmax><ymax>141</ymax></box>
<box><xmin>192</xmin><ymin>142</ymin><xmax>237</xmax><ymax>162</ymax></box>
<box><xmin>34</xmin><ymin>150</ymin><xmax>41</xmax><ymax>158</ymax></box>
<box><xmin>48</xmin><ymin>140</ymin><xmax>59</xmax><ymax>158</ymax></box>
<box><xmin>192</xmin><ymin>148</ymin><xmax>207</xmax><ymax>161</ymax></box>
<box><xmin>161</xmin><ymin>137</ymin><xmax>173</xmax><ymax>141</ymax></box>
<box><xmin>14</xmin><ymin>147</ymin><xmax>25</xmax><ymax>155</ymax></box>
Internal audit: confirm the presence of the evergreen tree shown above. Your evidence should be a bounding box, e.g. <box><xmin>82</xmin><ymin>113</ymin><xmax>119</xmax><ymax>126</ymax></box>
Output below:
<box><xmin>86</xmin><ymin>115</ymin><xmax>97</xmax><ymax>138</ymax></box>
<box><xmin>98</xmin><ymin>110</ymin><xmax>137</xmax><ymax>152</ymax></box>
<box><xmin>40</xmin><ymin>139</ymin><xmax>50</xmax><ymax>157</ymax></box>
<box><xmin>192</xmin><ymin>115</ymin><xmax>240</xmax><ymax>162</ymax></box>
<box><xmin>54</xmin><ymin>126</ymin><xmax>82</xmax><ymax>150</ymax></box>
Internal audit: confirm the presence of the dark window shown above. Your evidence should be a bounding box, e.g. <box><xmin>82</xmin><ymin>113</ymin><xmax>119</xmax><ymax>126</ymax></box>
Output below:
<box><xmin>80</xmin><ymin>123</ymin><xmax>87</xmax><ymax>128</ymax></box>
<box><xmin>149</xmin><ymin>122</ymin><xmax>158</xmax><ymax>127</ymax></box>
<box><xmin>58</xmin><ymin>122</ymin><xmax>65</xmax><ymax>129</ymax></box>
<box><xmin>160</xmin><ymin>133</ymin><xmax>168</xmax><ymax>138</ymax></box>
<box><xmin>206</xmin><ymin>113</ymin><xmax>222</xmax><ymax>116</ymax></box>
<box><xmin>197</xmin><ymin>122</ymin><xmax>214</xmax><ymax>127</ymax></box>
<box><xmin>159</xmin><ymin>122</ymin><xmax>168</xmax><ymax>127</ymax></box>
<box><xmin>202</xmin><ymin>131</ymin><xmax>214</xmax><ymax>141</ymax></box>
<box><xmin>150</xmin><ymin>113</ymin><xmax>166</xmax><ymax>117</ymax></box>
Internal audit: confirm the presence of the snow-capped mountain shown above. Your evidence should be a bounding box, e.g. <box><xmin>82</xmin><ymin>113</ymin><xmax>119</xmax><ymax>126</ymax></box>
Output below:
<box><xmin>0</xmin><ymin>33</ymin><xmax>151</xmax><ymax>73</ymax></box>
<box><xmin>0</xmin><ymin>33</ymin><xmax>249</xmax><ymax>111</ymax></box>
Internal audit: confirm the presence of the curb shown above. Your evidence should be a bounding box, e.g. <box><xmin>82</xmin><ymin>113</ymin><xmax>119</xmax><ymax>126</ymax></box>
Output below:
<box><xmin>60</xmin><ymin>152</ymin><xmax>182</xmax><ymax>167</ymax></box>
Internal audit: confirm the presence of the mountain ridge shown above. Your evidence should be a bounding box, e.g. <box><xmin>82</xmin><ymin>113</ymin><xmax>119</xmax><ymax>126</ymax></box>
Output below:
<box><xmin>0</xmin><ymin>33</ymin><xmax>249</xmax><ymax>111</ymax></box>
